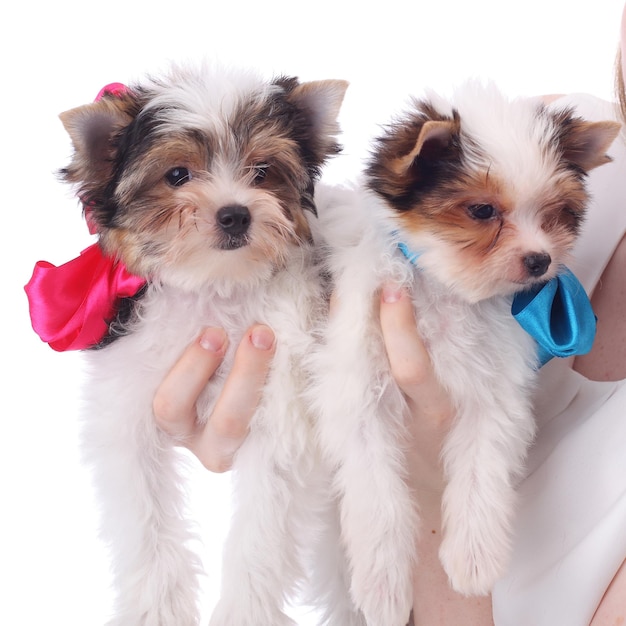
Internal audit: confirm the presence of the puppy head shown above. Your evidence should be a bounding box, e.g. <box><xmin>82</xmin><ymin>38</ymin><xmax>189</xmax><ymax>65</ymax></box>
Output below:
<box><xmin>366</xmin><ymin>82</ymin><xmax>621</xmax><ymax>302</ymax></box>
<box><xmin>59</xmin><ymin>63</ymin><xmax>348</xmax><ymax>290</ymax></box>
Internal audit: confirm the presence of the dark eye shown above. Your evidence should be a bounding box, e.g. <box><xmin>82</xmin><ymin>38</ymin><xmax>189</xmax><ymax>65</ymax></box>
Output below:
<box><xmin>252</xmin><ymin>164</ymin><xmax>269</xmax><ymax>184</ymax></box>
<box><xmin>468</xmin><ymin>203</ymin><xmax>498</xmax><ymax>220</ymax></box>
<box><xmin>165</xmin><ymin>167</ymin><xmax>192</xmax><ymax>187</ymax></box>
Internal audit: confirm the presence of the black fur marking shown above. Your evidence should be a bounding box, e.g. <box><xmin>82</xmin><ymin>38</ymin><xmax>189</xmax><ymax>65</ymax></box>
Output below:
<box><xmin>545</xmin><ymin>107</ymin><xmax>591</xmax><ymax>180</ymax></box>
<box><xmin>94</xmin><ymin>103</ymin><xmax>164</xmax><ymax>228</ymax></box>
<box><xmin>91</xmin><ymin>284</ymin><xmax>147</xmax><ymax>349</ymax></box>
<box><xmin>271</xmin><ymin>76</ymin><xmax>342</xmax><ymax>213</ymax></box>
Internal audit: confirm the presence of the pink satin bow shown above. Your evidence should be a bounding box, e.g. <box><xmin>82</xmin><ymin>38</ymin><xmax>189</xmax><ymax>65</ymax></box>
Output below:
<box><xmin>25</xmin><ymin>246</ymin><xmax>146</xmax><ymax>351</ymax></box>
<box><xmin>25</xmin><ymin>81</ymin><xmax>147</xmax><ymax>351</ymax></box>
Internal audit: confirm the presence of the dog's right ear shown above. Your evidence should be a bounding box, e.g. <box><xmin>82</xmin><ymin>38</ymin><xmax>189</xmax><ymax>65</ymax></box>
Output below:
<box><xmin>388</xmin><ymin>119</ymin><xmax>457</xmax><ymax>177</ymax></box>
<box><xmin>366</xmin><ymin>101</ymin><xmax>460</xmax><ymax>204</ymax></box>
<box><xmin>59</xmin><ymin>96</ymin><xmax>135</xmax><ymax>188</ymax></box>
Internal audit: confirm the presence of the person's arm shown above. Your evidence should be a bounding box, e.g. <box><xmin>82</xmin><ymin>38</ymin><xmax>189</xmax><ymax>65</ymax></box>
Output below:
<box><xmin>153</xmin><ymin>324</ymin><xmax>275</xmax><ymax>472</ymax></box>
<box><xmin>574</xmin><ymin>234</ymin><xmax>626</xmax><ymax>382</ymax></box>
<box><xmin>578</xmin><ymin>236</ymin><xmax>626</xmax><ymax>626</ymax></box>
<box><xmin>380</xmin><ymin>286</ymin><xmax>494</xmax><ymax>625</ymax></box>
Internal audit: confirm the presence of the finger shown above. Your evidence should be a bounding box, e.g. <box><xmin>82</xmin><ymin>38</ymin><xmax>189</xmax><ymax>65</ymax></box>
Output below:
<box><xmin>380</xmin><ymin>285</ymin><xmax>453</xmax><ymax>485</ymax></box>
<box><xmin>153</xmin><ymin>327</ymin><xmax>228</xmax><ymax>439</ymax></box>
<box><xmin>379</xmin><ymin>285</ymin><xmax>432</xmax><ymax>396</ymax></box>
<box><xmin>379</xmin><ymin>285</ymin><xmax>450</xmax><ymax>420</ymax></box>
<box><xmin>192</xmin><ymin>324</ymin><xmax>275</xmax><ymax>472</ymax></box>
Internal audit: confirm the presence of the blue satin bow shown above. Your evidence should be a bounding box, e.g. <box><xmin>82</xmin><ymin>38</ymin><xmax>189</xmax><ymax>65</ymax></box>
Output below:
<box><xmin>396</xmin><ymin>240</ymin><xmax>596</xmax><ymax>368</ymax></box>
<box><xmin>511</xmin><ymin>268</ymin><xmax>596</xmax><ymax>367</ymax></box>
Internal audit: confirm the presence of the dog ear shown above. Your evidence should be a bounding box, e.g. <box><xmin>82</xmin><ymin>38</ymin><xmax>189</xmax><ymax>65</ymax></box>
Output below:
<box><xmin>59</xmin><ymin>96</ymin><xmax>135</xmax><ymax>187</ymax></box>
<box><xmin>288</xmin><ymin>79</ymin><xmax>348</xmax><ymax>142</ymax></box>
<box><xmin>366</xmin><ymin>104</ymin><xmax>460</xmax><ymax>204</ymax></box>
<box><xmin>389</xmin><ymin>119</ymin><xmax>457</xmax><ymax>176</ymax></box>
<box><xmin>280</xmin><ymin>77</ymin><xmax>349</xmax><ymax>166</ymax></box>
<box><xmin>557</xmin><ymin>117</ymin><xmax>622</xmax><ymax>171</ymax></box>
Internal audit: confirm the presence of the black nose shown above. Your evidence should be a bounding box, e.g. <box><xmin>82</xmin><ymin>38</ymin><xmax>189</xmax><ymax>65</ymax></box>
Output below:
<box><xmin>523</xmin><ymin>252</ymin><xmax>551</xmax><ymax>277</ymax></box>
<box><xmin>216</xmin><ymin>205</ymin><xmax>251</xmax><ymax>236</ymax></box>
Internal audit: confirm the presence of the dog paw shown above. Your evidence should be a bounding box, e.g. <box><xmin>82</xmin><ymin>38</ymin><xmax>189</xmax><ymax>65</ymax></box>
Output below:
<box><xmin>439</xmin><ymin>531</ymin><xmax>509</xmax><ymax>596</ymax></box>
<box><xmin>350</xmin><ymin>563</ymin><xmax>413</xmax><ymax>626</ymax></box>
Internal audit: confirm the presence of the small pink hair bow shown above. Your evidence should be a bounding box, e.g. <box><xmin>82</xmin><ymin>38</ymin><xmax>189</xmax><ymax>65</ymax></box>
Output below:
<box><xmin>24</xmin><ymin>83</ymin><xmax>147</xmax><ymax>351</ymax></box>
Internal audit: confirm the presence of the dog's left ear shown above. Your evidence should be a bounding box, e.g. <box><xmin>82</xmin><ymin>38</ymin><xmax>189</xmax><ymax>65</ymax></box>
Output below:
<box><xmin>282</xmin><ymin>78</ymin><xmax>349</xmax><ymax>164</ymax></box>
<box><xmin>557</xmin><ymin>117</ymin><xmax>622</xmax><ymax>171</ymax></box>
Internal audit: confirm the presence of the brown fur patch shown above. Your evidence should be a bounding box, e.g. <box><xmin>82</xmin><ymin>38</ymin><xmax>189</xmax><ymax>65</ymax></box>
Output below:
<box><xmin>395</xmin><ymin>169</ymin><xmax>506</xmax><ymax>253</ymax></box>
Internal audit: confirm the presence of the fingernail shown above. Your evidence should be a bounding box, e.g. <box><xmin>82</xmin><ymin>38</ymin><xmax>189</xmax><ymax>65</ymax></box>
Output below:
<box><xmin>199</xmin><ymin>328</ymin><xmax>227</xmax><ymax>353</ymax></box>
<box><xmin>382</xmin><ymin>284</ymin><xmax>402</xmax><ymax>303</ymax></box>
<box><xmin>250</xmin><ymin>325</ymin><xmax>275</xmax><ymax>350</ymax></box>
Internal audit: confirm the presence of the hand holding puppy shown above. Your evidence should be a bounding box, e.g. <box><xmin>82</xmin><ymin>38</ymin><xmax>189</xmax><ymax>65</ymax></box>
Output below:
<box><xmin>380</xmin><ymin>285</ymin><xmax>453</xmax><ymax>491</ymax></box>
<box><xmin>153</xmin><ymin>324</ymin><xmax>275</xmax><ymax>473</ymax></box>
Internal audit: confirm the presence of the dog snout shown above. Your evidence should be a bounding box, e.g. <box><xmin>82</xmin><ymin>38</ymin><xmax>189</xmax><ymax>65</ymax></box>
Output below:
<box><xmin>523</xmin><ymin>252</ymin><xmax>551</xmax><ymax>278</ymax></box>
<box><xmin>216</xmin><ymin>205</ymin><xmax>251</xmax><ymax>236</ymax></box>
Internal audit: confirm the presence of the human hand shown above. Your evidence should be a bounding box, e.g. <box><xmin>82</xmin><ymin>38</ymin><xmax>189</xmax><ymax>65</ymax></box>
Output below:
<box><xmin>379</xmin><ymin>285</ymin><xmax>455</xmax><ymax>493</ymax></box>
<box><xmin>153</xmin><ymin>324</ymin><xmax>275</xmax><ymax>472</ymax></box>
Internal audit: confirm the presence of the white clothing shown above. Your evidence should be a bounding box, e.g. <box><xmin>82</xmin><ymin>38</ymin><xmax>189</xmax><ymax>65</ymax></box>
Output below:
<box><xmin>492</xmin><ymin>94</ymin><xmax>626</xmax><ymax>625</ymax></box>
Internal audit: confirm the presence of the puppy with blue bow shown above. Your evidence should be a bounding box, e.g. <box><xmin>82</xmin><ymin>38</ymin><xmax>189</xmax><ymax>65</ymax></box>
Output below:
<box><xmin>309</xmin><ymin>81</ymin><xmax>620</xmax><ymax>626</ymax></box>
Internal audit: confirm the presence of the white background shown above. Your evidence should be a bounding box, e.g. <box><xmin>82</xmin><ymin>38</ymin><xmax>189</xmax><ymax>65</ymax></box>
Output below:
<box><xmin>2</xmin><ymin>1</ymin><xmax>624</xmax><ymax>624</ymax></box>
